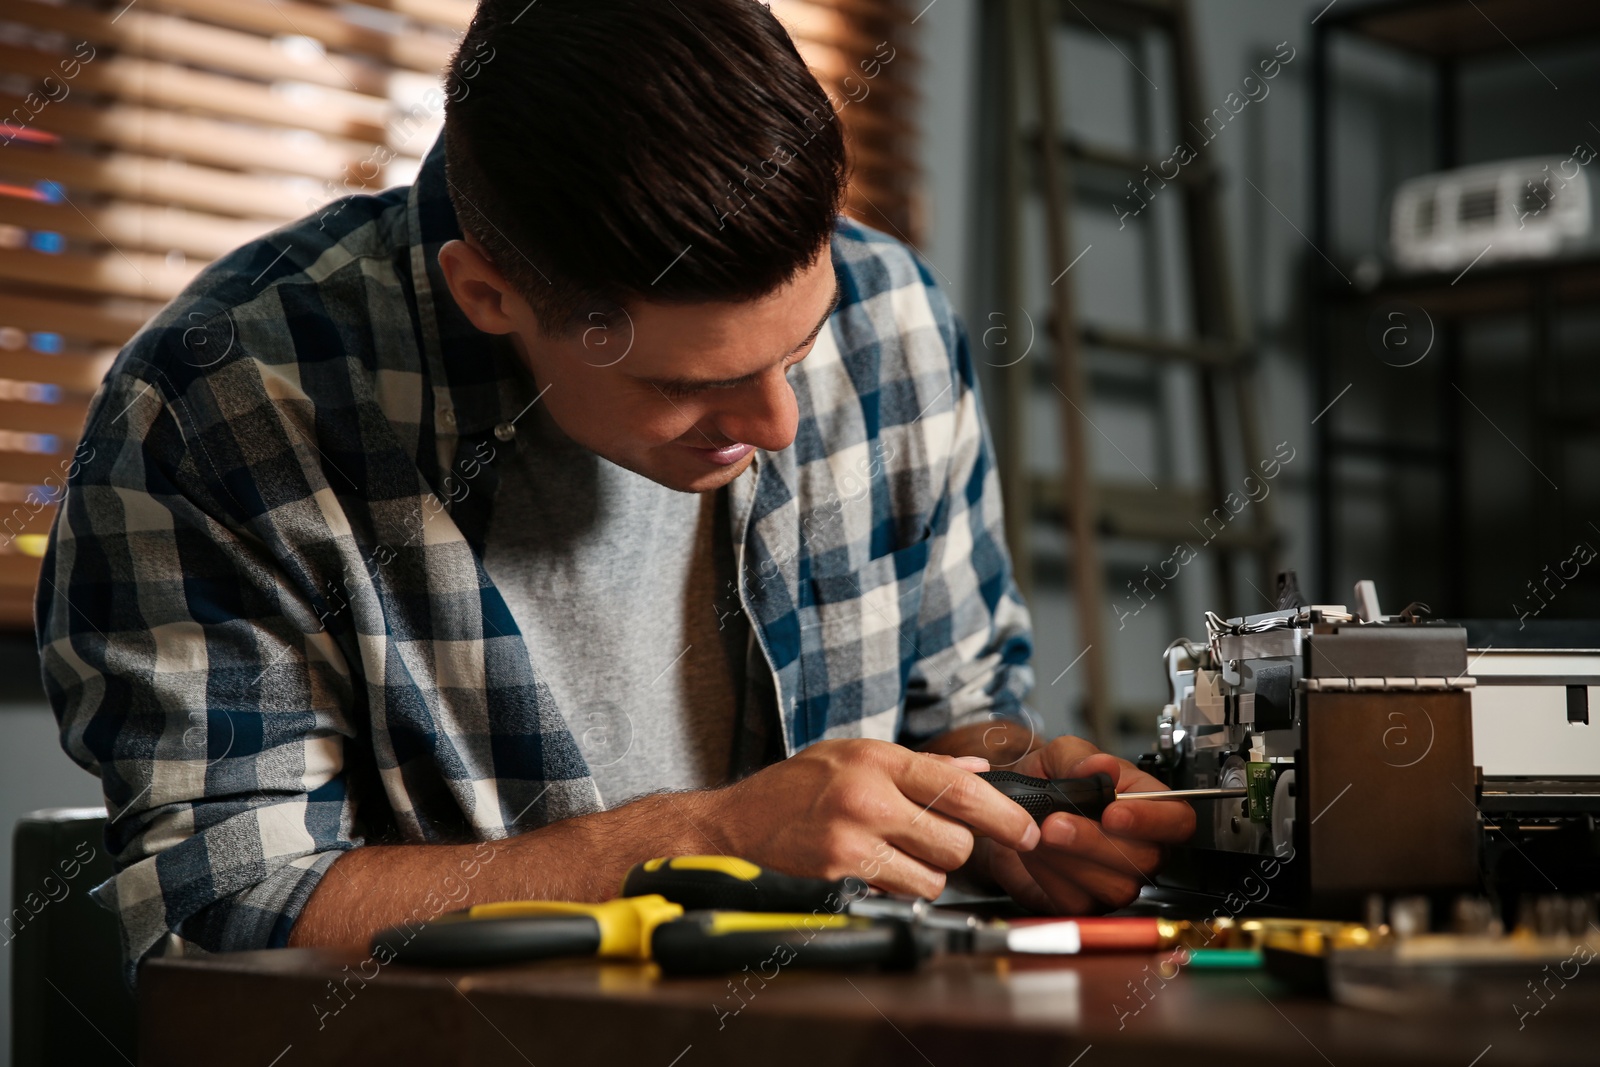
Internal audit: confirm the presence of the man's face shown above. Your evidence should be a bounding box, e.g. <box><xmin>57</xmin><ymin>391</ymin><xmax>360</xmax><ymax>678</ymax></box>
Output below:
<box><xmin>443</xmin><ymin>238</ymin><xmax>839</xmax><ymax>494</ymax></box>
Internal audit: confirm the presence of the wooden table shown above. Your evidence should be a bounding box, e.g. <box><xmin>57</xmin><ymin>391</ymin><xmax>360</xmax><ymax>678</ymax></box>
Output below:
<box><xmin>139</xmin><ymin>945</ymin><xmax>1593</xmax><ymax>1066</ymax></box>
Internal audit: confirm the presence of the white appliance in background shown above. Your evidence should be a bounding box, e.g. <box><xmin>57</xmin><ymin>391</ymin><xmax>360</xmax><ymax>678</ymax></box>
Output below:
<box><xmin>1389</xmin><ymin>156</ymin><xmax>1597</xmax><ymax>273</ymax></box>
<box><xmin>1470</xmin><ymin>647</ymin><xmax>1600</xmax><ymax>778</ymax></box>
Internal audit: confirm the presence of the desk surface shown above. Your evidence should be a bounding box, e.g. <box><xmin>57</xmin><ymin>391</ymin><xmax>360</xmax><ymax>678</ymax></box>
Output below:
<box><xmin>141</xmin><ymin>946</ymin><xmax>1592</xmax><ymax>1067</ymax></box>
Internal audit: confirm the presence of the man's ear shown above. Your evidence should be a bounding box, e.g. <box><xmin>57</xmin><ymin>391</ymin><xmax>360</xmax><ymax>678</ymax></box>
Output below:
<box><xmin>437</xmin><ymin>237</ymin><xmax>526</xmax><ymax>335</ymax></box>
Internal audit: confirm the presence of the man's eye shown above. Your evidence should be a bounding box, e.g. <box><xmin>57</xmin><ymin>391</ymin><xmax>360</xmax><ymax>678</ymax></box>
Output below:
<box><xmin>656</xmin><ymin>353</ymin><xmax>808</xmax><ymax>401</ymax></box>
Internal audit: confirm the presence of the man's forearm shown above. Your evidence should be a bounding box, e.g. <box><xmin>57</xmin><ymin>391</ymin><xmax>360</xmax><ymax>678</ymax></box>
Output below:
<box><xmin>291</xmin><ymin>723</ymin><xmax>1045</xmax><ymax>948</ymax></box>
<box><xmin>288</xmin><ymin>790</ymin><xmax>727</xmax><ymax>948</ymax></box>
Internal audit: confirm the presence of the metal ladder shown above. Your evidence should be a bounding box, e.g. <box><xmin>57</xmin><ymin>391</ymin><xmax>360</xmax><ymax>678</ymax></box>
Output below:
<box><xmin>991</xmin><ymin>0</ymin><xmax>1280</xmax><ymax>745</ymax></box>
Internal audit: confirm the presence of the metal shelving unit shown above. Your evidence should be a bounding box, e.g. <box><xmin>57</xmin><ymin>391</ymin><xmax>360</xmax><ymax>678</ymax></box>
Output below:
<box><xmin>1309</xmin><ymin>0</ymin><xmax>1600</xmax><ymax>614</ymax></box>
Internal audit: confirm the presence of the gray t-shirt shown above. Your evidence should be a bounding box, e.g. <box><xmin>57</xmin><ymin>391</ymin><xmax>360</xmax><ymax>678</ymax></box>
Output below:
<box><xmin>481</xmin><ymin>419</ymin><xmax>748</xmax><ymax>808</ymax></box>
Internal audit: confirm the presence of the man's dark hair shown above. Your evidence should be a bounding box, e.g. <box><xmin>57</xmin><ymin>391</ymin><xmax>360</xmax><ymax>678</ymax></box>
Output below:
<box><xmin>442</xmin><ymin>0</ymin><xmax>848</xmax><ymax>334</ymax></box>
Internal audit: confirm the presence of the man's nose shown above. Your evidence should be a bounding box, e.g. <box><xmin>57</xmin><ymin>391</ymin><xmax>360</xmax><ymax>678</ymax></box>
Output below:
<box><xmin>711</xmin><ymin>369</ymin><xmax>799</xmax><ymax>453</ymax></box>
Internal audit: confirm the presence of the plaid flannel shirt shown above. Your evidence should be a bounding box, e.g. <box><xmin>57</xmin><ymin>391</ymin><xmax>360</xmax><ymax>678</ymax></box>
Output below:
<box><xmin>37</xmin><ymin>129</ymin><xmax>1035</xmax><ymax>978</ymax></box>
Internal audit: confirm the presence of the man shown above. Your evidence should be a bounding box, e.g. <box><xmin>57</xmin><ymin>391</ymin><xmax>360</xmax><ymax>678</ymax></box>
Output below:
<box><xmin>38</xmin><ymin>0</ymin><xmax>1191</xmax><ymax>974</ymax></box>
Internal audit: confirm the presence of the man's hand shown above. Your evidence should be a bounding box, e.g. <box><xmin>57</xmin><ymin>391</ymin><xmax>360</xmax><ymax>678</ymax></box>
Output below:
<box><xmin>975</xmin><ymin>736</ymin><xmax>1196</xmax><ymax>913</ymax></box>
<box><xmin>699</xmin><ymin>738</ymin><xmax>1041</xmax><ymax>900</ymax></box>
<box><xmin>291</xmin><ymin>736</ymin><xmax>1040</xmax><ymax>948</ymax></box>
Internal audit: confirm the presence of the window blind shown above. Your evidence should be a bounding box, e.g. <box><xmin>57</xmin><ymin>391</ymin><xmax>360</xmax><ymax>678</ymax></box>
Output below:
<box><xmin>768</xmin><ymin>0</ymin><xmax>922</xmax><ymax>243</ymax></box>
<box><xmin>0</xmin><ymin>0</ymin><xmax>473</xmax><ymax>628</ymax></box>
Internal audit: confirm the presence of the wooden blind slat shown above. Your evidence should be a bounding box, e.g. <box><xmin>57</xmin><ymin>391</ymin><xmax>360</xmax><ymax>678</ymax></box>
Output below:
<box><xmin>0</xmin><ymin>246</ymin><xmax>196</xmax><ymax>302</ymax></box>
<box><xmin>0</xmin><ymin>453</ymin><xmax>90</xmax><ymax>486</ymax></box>
<box><xmin>299</xmin><ymin>0</ymin><xmax>478</xmax><ymax>33</ymax></box>
<box><xmin>0</xmin><ymin>502</ymin><xmax>58</xmax><ymax>540</ymax></box>
<box><xmin>0</xmin><ymin>353</ymin><xmax>116</xmax><ymax>395</ymax></box>
<box><xmin>777</xmin><ymin>0</ymin><xmax>910</xmax><ymax>25</ymax></box>
<box><xmin>0</xmin><ymin>96</ymin><xmax>414</xmax><ymax>185</ymax></box>
<box><xmin>0</xmin><ymin>589</ymin><xmax>38</xmax><ymax>616</ymax></box>
<box><xmin>0</xmin><ymin>144</ymin><xmax>328</xmax><ymax>221</ymax></box>
<box><xmin>0</xmin><ymin>42</ymin><xmax>392</xmax><ymax>140</ymax></box>
<box><xmin>0</xmin><ymin>295</ymin><xmax>152</xmax><ymax>347</ymax></box>
<box><xmin>0</xmin><ymin>398</ymin><xmax>90</xmax><ymax>437</ymax></box>
<box><xmin>775</xmin><ymin>3</ymin><xmax>921</xmax><ymax>66</ymax></box>
<box><xmin>0</xmin><ymin>594</ymin><xmax>39</xmax><ymax>626</ymax></box>
<box><xmin>0</xmin><ymin>555</ymin><xmax>51</xmax><ymax>584</ymax></box>
<box><xmin>142</xmin><ymin>0</ymin><xmax>456</xmax><ymax>76</ymax></box>
<box><xmin>4</xmin><ymin>0</ymin><xmax>393</xmax><ymax>97</ymax></box>
<box><xmin>0</xmin><ymin>197</ymin><xmax>277</xmax><ymax>261</ymax></box>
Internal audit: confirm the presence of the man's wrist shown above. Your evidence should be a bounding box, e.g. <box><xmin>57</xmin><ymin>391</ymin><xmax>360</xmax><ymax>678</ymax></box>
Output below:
<box><xmin>628</xmin><ymin>785</ymin><xmax>740</xmax><ymax>861</ymax></box>
<box><xmin>486</xmin><ymin>787</ymin><xmax>740</xmax><ymax>907</ymax></box>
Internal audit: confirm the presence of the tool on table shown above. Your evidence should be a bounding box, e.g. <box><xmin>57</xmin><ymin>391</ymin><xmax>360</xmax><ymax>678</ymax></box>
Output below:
<box><xmin>977</xmin><ymin>770</ymin><xmax>1246</xmax><ymax>824</ymax></box>
<box><xmin>1186</xmin><ymin>948</ymin><xmax>1265</xmax><ymax>969</ymax></box>
<box><xmin>373</xmin><ymin>894</ymin><xmax>683</xmax><ymax>967</ymax></box>
<box><xmin>622</xmin><ymin>855</ymin><xmax>865</xmax><ymax>912</ymax></box>
<box><xmin>371</xmin><ymin>887</ymin><xmax>932</xmax><ymax>974</ymax></box>
<box><xmin>1259</xmin><ymin>894</ymin><xmax>1600</xmax><ymax>1015</ymax></box>
<box><xmin>624</xmin><ymin>855</ymin><xmax>990</xmax><ymax>942</ymax></box>
<box><xmin>621</xmin><ymin>855</ymin><xmax>1084</xmax><ymax>955</ymax></box>
<box><xmin>650</xmin><ymin>910</ymin><xmax>928</xmax><ymax>976</ymax></box>
<box><xmin>1008</xmin><ymin>915</ymin><xmax>1187</xmax><ymax>952</ymax></box>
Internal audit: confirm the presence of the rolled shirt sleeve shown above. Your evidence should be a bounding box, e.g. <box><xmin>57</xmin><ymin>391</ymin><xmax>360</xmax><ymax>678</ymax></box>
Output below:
<box><xmin>38</xmin><ymin>360</ymin><xmax>361</xmax><ymax>982</ymax></box>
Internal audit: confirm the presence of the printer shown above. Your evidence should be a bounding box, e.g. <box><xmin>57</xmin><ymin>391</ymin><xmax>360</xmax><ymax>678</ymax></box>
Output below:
<box><xmin>1139</xmin><ymin>574</ymin><xmax>1600</xmax><ymax>916</ymax></box>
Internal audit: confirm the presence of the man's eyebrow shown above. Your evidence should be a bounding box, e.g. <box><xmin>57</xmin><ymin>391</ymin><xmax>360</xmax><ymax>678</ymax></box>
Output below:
<box><xmin>638</xmin><ymin>282</ymin><xmax>841</xmax><ymax>392</ymax></box>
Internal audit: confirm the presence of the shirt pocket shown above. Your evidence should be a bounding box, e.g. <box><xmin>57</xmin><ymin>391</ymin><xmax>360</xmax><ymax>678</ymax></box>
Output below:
<box><xmin>797</xmin><ymin>533</ymin><xmax>932</xmax><ymax>742</ymax></box>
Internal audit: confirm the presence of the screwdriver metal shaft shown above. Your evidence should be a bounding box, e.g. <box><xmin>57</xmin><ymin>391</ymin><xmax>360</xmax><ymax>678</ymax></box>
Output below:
<box><xmin>1118</xmin><ymin>787</ymin><xmax>1249</xmax><ymax>801</ymax></box>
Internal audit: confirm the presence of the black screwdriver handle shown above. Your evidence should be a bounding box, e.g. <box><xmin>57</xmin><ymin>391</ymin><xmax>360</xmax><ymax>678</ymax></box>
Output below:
<box><xmin>621</xmin><ymin>856</ymin><xmax>864</xmax><ymax>912</ymax></box>
<box><xmin>977</xmin><ymin>770</ymin><xmax>1117</xmax><ymax>823</ymax></box>
<box><xmin>373</xmin><ymin>914</ymin><xmax>602</xmax><ymax>967</ymax></box>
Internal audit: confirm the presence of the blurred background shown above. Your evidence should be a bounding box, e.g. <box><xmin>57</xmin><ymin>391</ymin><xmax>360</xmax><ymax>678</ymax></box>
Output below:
<box><xmin>1</xmin><ymin>0</ymin><xmax>1598</xmax><ymax>1055</ymax></box>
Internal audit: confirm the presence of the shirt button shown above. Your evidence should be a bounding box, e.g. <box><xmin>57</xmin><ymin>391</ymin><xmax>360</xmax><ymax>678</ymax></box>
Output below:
<box><xmin>494</xmin><ymin>421</ymin><xmax>516</xmax><ymax>442</ymax></box>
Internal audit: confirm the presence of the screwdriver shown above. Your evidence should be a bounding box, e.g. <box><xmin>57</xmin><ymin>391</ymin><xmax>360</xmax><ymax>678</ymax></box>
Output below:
<box><xmin>372</xmin><ymin>894</ymin><xmax>684</xmax><ymax>966</ymax></box>
<box><xmin>371</xmin><ymin>892</ymin><xmax>932</xmax><ymax>974</ymax></box>
<box><xmin>978</xmin><ymin>770</ymin><xmax>1247</xmax><ymax>823</ymax></box>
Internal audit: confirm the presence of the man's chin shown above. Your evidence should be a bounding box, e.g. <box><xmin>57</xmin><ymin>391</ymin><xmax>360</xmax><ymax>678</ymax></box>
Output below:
<box><xmin>668</xmin><ymin>449</ymin><xmax>757</xmax><ymax>493</ymax></box>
